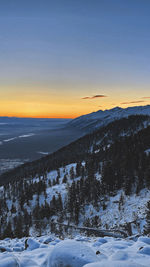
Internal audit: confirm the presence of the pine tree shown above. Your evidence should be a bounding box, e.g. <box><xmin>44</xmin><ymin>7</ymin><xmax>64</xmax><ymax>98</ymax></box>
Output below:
<box><xmin>74</xmin><ymin>200</ymin><xmax>80</xmax><ymax>224</ymax></box>
<box><xmin>76</xmin><ymin>162</ymin><xmax>81</xmax><ymax>177</ymax></box>
<box><xmin>57</xmin><ymin>193</ymin><xmax>63</xmax><ymax>211</ymax></box>
<box><xmin>14</xmin><ymin>214</ymin><xmax>24</xmax><ymax>238</ymax></box>
<box><xmin>11</xmin><ymin>204</ymin><xmax>16</xmax><ymax>214</ymax></box>
<box><xmin>62</xmin><ymin>174</ymin><xmax>67</xmax><ymax>183</ymax></box>
<box><xmin>70</xmin><ymin>167</ymin><xmax>75</xmax><ymax>180</ymax></box>
<box><xmin>3</xmin><ymin>221</ymin><xmax>13</xmax><ymax>238</ymax></box>
<box><xmin>144</xmin><ymin>201</ymin><xmax>150</xmax><ymax>235</ymax></box>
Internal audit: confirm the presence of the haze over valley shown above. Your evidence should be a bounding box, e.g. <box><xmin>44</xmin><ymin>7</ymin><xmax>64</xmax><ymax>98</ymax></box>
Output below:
<box><xmin>0</xmin><ymin>117</ymin><xmax>83</xmax><ymax>173</ymax></box>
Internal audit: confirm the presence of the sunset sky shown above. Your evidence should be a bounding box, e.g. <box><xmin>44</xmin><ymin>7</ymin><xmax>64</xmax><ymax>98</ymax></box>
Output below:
<box><xmin>0</xmin><ymin>0</ymin><xmax>150</xmax><ymax>118</ymax></box>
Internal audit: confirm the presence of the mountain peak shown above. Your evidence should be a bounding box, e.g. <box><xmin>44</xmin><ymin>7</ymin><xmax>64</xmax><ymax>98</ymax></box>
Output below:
<box><xmin>69</xmin><ymin>105</ymin><xmax>150</xmax><ymax>131</ymax></box>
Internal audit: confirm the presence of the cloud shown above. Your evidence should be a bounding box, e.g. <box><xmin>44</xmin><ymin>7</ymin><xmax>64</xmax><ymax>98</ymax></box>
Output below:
<box><xmin>141</xmin><ymin>97</ymin><xmax>150</xmax><ymax>99</ymax></box>
<box><xmin>121</xmin><ymin>100</ymin><xmax>146</xmax><ymax>105</ymax></box>
<box><xmin>82</xmin><ymin>94</ymin><xmax>107</xmax><ymax>99</ymax></box>
<box><xmin>82</xmin><ymin>96</ymin><xmax>91</xmax><ymax>99</ymax></box>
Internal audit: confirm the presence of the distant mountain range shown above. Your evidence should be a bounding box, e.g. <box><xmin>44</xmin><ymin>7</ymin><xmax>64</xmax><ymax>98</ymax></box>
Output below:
<box><xmin>69</xmin><ymin>105</ymin><xmax>150</xmax><ymax>132</ymax></box>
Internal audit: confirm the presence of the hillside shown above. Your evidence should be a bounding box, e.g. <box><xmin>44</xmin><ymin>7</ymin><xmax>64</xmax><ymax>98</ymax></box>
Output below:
<box><xmin>0</xmin><ymin>114</ymin><xmax>150</xmax><ymax>239</ymax></box>
<box><xmin>0</xmin><ymin>114</ymin><xmax>149</xmax><ymax>185</ymax></box>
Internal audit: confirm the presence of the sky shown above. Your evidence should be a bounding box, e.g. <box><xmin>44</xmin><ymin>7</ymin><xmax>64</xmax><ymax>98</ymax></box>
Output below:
<box><xmin>0</xmin><ymin>0</ymin><xmax>150</xmax><ymax>118</ymax></box>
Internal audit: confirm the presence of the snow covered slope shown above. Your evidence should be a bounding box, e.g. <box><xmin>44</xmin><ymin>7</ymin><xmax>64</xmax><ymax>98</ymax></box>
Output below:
<box><xmin>1</xmin><ymin>162</ymin><xmax>150</xmax><ymax>238</ymax></box>
<box><xmin>69</xmin><ymin>105</ymin><xmax>150</xmax><ymax>132</ymax></box>
<box><xmin>0</xmin><ymin>114</ymin><xmax>150</xmax><ymax>247</ymax></box>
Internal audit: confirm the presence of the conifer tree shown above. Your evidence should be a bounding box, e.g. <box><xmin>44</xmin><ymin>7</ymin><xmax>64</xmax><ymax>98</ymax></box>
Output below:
<box><xmin>144</xmin><ymin>201</ymin><xmax>150</xmax><ymax>235</ymax></box>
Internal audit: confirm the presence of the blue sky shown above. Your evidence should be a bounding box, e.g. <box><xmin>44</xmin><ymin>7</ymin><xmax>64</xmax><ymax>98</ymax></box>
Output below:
<box><xmin>0</xmin><ymin>0</ymin><xmax>150</xmax><ymax>118</ymax></box>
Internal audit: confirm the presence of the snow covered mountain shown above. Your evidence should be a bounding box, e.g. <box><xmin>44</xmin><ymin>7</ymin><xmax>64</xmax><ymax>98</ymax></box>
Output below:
<box><xmin>0</xmin><ymin>114</ymin><xmax>150</xmax><ymax>241</ymax></box>
<box><xmin>69</xmin><ymin>105</ymin><xmax>150</xmax><ymax>132</ymax></box>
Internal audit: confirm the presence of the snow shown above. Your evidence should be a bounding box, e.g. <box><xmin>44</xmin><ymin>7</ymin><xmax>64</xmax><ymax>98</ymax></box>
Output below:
<box><xmin>3</xmin><ymin>137</ymin><xmax>17</xmax><ymax>142</ymax></box>
<box><xmin>139</xmin><ymin>246</ymin><xmax>150</xmax><ymax>255</ymax></box>
<box><xmin>26</xmin><ymin>238</ymin><xmax>41</xmax><ymax>250</ymax></box>
<box><xmin>48</xmin><ymin>240</ymin><xmax>99</xmax><ymax>267</ymax></box>
<box><xmin>145</xmin><ymin>148</ymin><xmax>150</xmax><ymax>155</ymax></box>
<box><xmin>0</xmin><ymin>235</ymin><xmax>150</xmax><ymax>266</ymax></box>
<box><xmin>0</xmin><ymin>256</ymin><xmax>19</xmax><ymax>267</ymax></box>
<box><xmin>0</xmin><ymin>158</ymin><xmax>28</xmax><ymax>174</ymax></box>
<box><xmin>37</xmin><ymin>151</ymin><xmax>49</xmax><ymax>155</ymax></box>
<box><xmin>18</xmin><ymin>133</ymin><xmax>35</xmax><ymax>138</ymax></box>
<box><xmin>84</xmin><ymin>262</ymin><xmax>147</xmax><ymax>267</ymax></box>
<box><xmin>3</xmin><ymin>133</ymin><xmax>35</xmax><ymax>143</ymax></box>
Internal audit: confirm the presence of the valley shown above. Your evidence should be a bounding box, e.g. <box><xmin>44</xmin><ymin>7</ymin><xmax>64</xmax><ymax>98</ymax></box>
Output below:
<box><xmin>0</xmin><ymin>117</ymin><xmax>83</xmax><ymax>174</ymax></box>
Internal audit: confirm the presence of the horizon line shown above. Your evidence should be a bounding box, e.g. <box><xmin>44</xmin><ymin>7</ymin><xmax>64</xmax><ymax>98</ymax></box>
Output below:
<box><xmin>0</xmin><ymin>104</ymin><xmax>149</xmax><ymax>120</ymax></box>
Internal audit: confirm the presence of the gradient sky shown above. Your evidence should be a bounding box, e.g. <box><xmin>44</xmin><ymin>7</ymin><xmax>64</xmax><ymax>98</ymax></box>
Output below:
<box><xmin>0</xmin><ymin>0</ymin><xmax>150</xmax><ymax>118</ymax></box>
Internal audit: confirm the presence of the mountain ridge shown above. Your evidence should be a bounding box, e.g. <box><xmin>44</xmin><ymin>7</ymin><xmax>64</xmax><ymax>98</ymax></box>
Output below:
<box><xmin>69</xmin><ymin>105</ymin><xmax>150</xmax><ymax>132</ymax></box>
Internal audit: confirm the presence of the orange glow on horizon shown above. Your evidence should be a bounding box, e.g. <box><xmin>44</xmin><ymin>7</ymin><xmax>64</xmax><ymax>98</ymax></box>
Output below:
<box><xmin>0</xmin><ymin>85</ymin><xmax>149</xmax><ymax>119</ymax></box>
<box><xmin>0</xmin><ymin>102</ymin><xmax>150</xmax><ymax>119</ymax></box>
<box><xmin>0</xmin><ymin>111</ymin><xmax>75</xmax><ymax>119</ymax></box>
<box><xmin>0</xmin><ymin>101</ymin><xmax>150</xmax><ymax>119</ymax></box>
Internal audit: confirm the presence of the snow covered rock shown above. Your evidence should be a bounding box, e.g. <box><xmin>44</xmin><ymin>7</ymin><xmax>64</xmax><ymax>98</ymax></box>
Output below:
<box><xmin>0</xmin><ymin>246</ymin><xmax>12</xmax><ymax>252</ymax></box>
<box><xmin>83</xmin><ymin>261</ymin><xmax>147</xmax><ymax>267</ymax></box>
<box><xmin>43</xmin><ymin>237</ymin><xmax>53</xmax><ymax>244</ymax></box>
<box><xmin>138</xmin><ymin>246</ymin><xmax>150</xmax><ymax>255</ymax></box>
<box><xmin>48</xmin><ymin>240</ymin><xmax>99</xmax><ymax>267</ymax></box>
<box><xmin>13</xmin><ymin>246</ymin><xmax>24</xmax><ymax>252</ymax></box>
<box><xmin>26</xmin><ymin>238</ymin><xmax>40</xmax><ymax>250</ymax></box>
<box><xmin>110</xmin><ymin>251</ymin><xmax>129</xmax><ymax>261</ymax></box>
<box><xmin>96</xmin><ymin>238</ymin><xmax>107</xmax><ymax>244</ymax></box>
<box><xmin>138</xmin><ymin>237</ymin><xmax>150</xmax><ymax>245</ymax></box>
<box><xmin>92</xmin><ymin>238</ymin><xmax>107</xmax><ymax>247</ymax></box>
<box><xmin>0</xmin><ymin>256</ymin><xmax>19</xmax><ymax>267</ymax></box>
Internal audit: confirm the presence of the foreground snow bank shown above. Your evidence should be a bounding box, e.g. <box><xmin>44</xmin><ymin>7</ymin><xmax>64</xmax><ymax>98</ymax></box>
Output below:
<box><xmin>84</xmin><ymin>262</ymin><xmax>147</xmax><ymax>267</ymax></box>
<box><xmin>48</xmin><ymin>240</ymin><xmax>99</xmax><ymax>267</ymax></box>
<box><xmin>0</xmin><ymin>235</ymin><xmax>150</xmax><ymax>266</ymax></box>
<box><xmin>0</xmin><ymin>255</ymin><xmax>18</xmax><ymax>267</ymax></box>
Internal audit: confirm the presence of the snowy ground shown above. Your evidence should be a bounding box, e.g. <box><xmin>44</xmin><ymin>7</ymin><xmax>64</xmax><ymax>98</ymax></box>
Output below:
<box><xmin>0</xmin><ymin>234</ymin><xmax>150</xmax><ymax>266</ymax></box>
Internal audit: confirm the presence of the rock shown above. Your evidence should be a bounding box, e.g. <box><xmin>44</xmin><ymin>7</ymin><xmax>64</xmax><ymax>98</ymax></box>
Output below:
<box><xmin>25</xmin><ymin>239</ymin><xmax>28</xmax><ymax>250</ymax></box>
<box><xmin>26</xmin><ymin>238</ymin><xmax>40</xmax><ymax>250</ymax></box>
<box><xmin>0</xmin><ymin>246</ymin><xmax>12</xmax><ymax>252</ymax></box>
<box><xmin>43</xmin><ymin>237</ymin><xmax>53</xmax><ymax>244</ymax></box>
<box><xmin>48</xmin><ymin>240</ymin><xmax>99</xmax><ymax>267</ymax></box>
<box><xmin>13</xmin><ymin>246</ymin><xmax>24</xmax><ymax>252</ymax></box>
<box><xmin>0</xmin><ymin>246</ymin><xmax>7</xmax><ymax>253</ymax></box>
